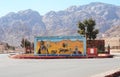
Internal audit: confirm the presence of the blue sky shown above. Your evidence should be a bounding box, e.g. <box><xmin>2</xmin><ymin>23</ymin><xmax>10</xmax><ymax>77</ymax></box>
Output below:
<box><xmin>0</xmin><ymin>0</ymin><xmax>120</xmax><ymax>17</ymax></box>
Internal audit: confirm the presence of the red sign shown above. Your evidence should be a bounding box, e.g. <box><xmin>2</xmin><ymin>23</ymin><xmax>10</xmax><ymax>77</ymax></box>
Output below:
<box><xmin>87</xmin><ymin>48</ymin><xmax>98</xmax><ymax>56</ymax></box>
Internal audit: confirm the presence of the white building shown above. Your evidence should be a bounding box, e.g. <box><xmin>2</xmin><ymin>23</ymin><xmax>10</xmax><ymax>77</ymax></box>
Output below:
<box><xmin>103</xmin><ymin>37</ymin><xmax>120</xmax><ymax>49</ymax></box>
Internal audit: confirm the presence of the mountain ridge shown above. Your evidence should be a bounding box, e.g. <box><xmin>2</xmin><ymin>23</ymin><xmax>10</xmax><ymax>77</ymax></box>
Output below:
<box><xmin>0</xmin><ymin>2</ymin><xmax>120</xmax><ymax>46</ymax></box>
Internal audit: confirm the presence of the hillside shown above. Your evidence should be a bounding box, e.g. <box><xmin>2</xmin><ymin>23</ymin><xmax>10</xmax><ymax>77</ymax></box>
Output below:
<box><xmin>0</xmin><ymin>2</ymin><xmax>120</xmax><ymax>46</ymax></box>
<box><xmin>104</xmin><ymin>25</ymin><xmax>120</xmax><ymax>37</ymax></box>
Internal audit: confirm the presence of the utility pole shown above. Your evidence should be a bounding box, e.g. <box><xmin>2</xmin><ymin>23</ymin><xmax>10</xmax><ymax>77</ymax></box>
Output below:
<box><xmin>118</xmin><ymin>38</ymin><xmax>120</xmax><ymax>49</ymax></box>
<box><xmin>85</xmin><ymin>26</ymin><xmax>87</xmax><ymax>53</ymax></box>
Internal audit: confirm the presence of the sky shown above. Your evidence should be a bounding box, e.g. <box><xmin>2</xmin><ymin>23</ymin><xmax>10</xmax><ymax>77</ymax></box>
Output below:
<box><xmin>0</xmin><ymin>0</ymin><xmax>120</xmax><ymax>17</ymax></box>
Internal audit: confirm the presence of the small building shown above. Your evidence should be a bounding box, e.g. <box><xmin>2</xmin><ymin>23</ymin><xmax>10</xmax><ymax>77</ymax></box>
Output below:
<box><xmin>0</xmin><ymin>42</ymin><xmax>9</xmax><ymax>53</ymax></box>
<box><xmin>104</xmin><ymin>37</ymin><xmax>120</xmax><ymax>49</ymax></box>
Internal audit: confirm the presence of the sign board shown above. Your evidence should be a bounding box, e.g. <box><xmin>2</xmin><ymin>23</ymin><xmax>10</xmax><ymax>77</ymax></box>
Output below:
<box><xmin>87</xmin><ymin>48</ymin><xmax>97</xmax><ymax>56</ymax></box>
<box><xmin>34</xmin><ymin>36</ymin><xmax>86</xmax><ymax>56</ymax></box>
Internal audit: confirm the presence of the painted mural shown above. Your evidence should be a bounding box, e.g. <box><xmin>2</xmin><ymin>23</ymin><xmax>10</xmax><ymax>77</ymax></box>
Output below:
<box><xmin>34</xmin><ymin>36</ymin><xmax>86</xmax><ymax>55</ymax></box>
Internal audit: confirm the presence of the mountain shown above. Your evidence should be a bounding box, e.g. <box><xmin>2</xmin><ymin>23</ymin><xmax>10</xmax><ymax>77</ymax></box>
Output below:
<box><xmin>0</xmin><ymin>9</ymin><xmax>47</xmax><ymax>45</ymax></box>
<box><xmin>0</xmin><ymin>2</ymin><xmax>120</xmax><ymax>46</ymax></box>
<box><xmin>104</xmin><ymin>25</ymin><xmax>120</xmax><ymax>37</ymax></box>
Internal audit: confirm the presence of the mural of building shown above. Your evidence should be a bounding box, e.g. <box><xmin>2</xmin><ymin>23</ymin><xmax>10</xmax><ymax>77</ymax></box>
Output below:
<box><xmin>34</xmin><ymin>36</ymin><xmax>86</xmax><ymax>56</ymax></box>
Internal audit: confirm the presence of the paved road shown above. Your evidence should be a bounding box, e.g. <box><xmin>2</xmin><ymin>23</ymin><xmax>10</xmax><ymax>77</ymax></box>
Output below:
<box><xmin>0</xmin><ymin>54</ymin><xmax>120</xmax><ymax>77</ymax></box>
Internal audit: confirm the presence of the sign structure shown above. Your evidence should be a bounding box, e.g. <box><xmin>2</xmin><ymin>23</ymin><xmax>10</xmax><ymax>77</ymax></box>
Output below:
<box><xmin>34</xmin><ymin>36</ymin><xmax>86</xmax><ymax>56</ymax></box>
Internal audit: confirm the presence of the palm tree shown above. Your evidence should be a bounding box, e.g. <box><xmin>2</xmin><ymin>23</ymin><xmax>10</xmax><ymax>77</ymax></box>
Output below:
<box><xmin>21</xmin><ymin>38</ymin><xmax>31</xmax><ymax>48</ymax></box>
<box><xmin>21</xmin><ymin>38</ymin><xmax>32</xmax><ymax>53</ymax></box>
<box><xmin>78</xmin><ymin>18</ymin><xmax>99</xmax><ymax>40</ymax></box>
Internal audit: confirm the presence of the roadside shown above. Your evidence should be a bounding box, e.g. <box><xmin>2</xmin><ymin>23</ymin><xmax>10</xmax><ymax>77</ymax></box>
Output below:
<box><xmin>92</xmin><ymin>52</ymin><xmax>120</xmax><ymax>77</ymax></box>
<box><xmin>91</xmin><ymin>68</ymin><xmax>120</xmax><ymax>77</ymax></box>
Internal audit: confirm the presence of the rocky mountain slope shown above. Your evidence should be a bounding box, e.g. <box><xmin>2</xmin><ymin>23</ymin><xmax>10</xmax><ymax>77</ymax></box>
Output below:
<box><xmin>104</xmin><ymin>25</ymin><xmax>120</xmax><ymax>37</ymax></box>
<box><xmin>0</xmin><ymin>2</ymin><xmax>120</xmax><ymax>46</ymax></box>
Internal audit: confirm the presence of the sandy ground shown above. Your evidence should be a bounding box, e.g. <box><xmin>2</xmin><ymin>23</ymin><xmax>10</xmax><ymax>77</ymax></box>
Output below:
<box><xmin>0</xmin><ymin>53</ymin><xmax>120</xmax><ymax>77</ymax></box>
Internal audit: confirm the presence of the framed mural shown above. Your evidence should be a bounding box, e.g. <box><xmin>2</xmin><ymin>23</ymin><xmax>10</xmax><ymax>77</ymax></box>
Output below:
<box><xmin>34</xmin><ymin>36</ymin><xmax>86</xmax><ymax>56</ymax></box>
